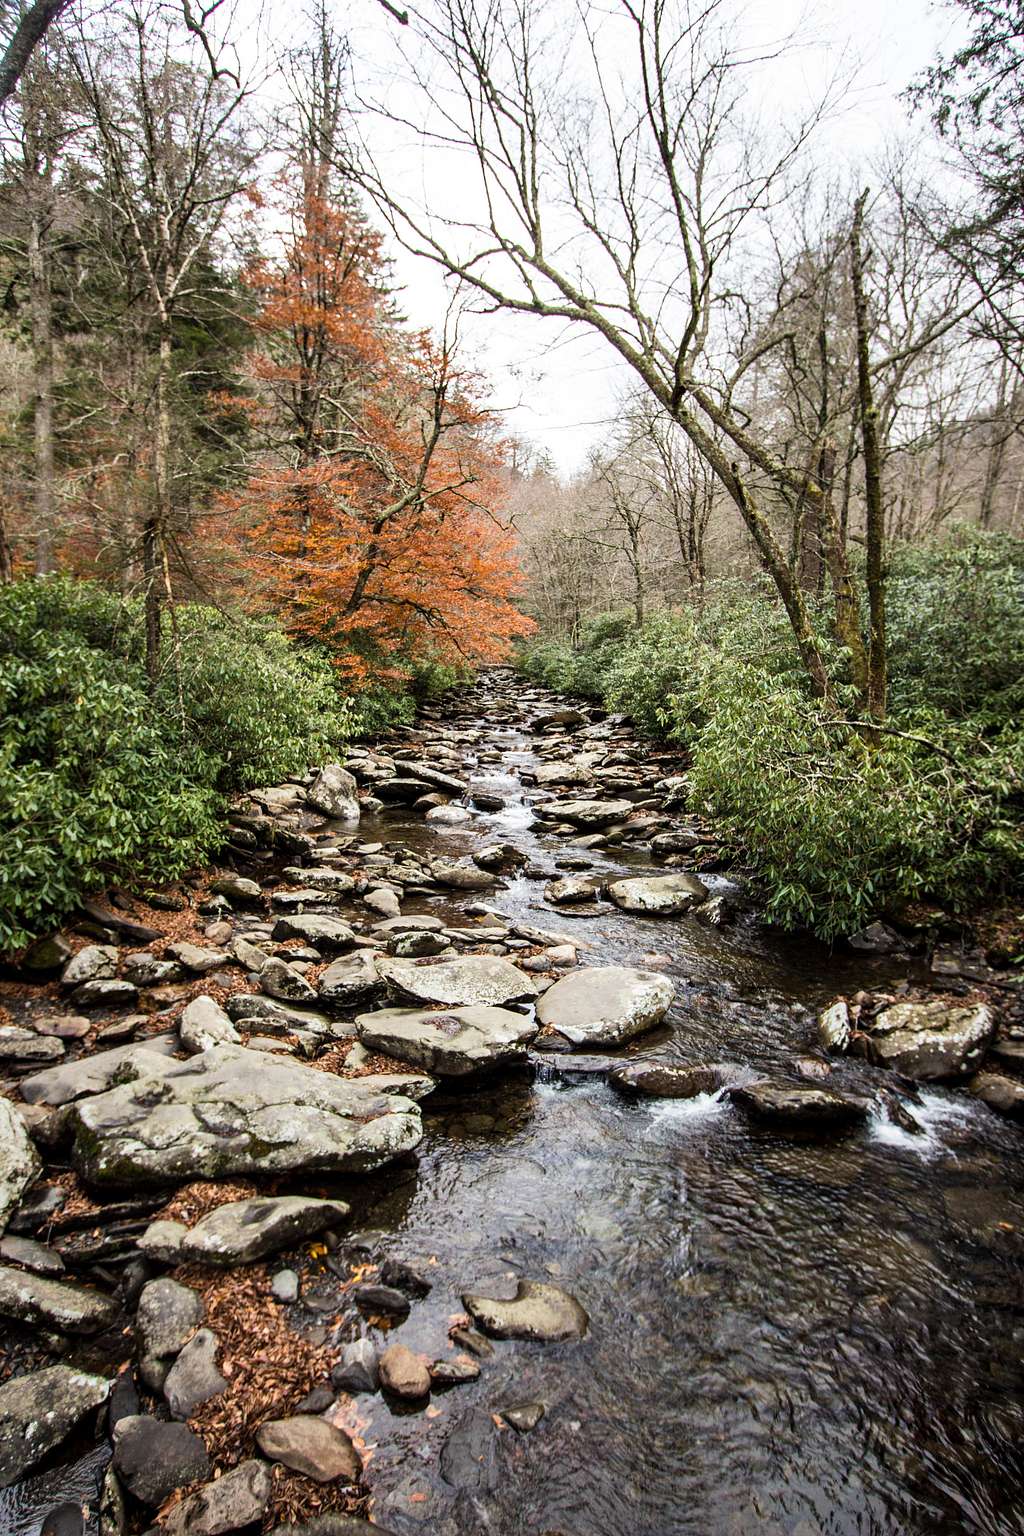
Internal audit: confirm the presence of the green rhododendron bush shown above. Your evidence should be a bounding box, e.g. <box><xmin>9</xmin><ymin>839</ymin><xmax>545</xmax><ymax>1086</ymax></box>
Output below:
<box><xmin>0</xmin><ymin>578</ymin><xmax>358</xmax><ymax>950</ymax></box>
<box><xmin>520</xmin><ymin>531</ymin><xmax>1024</xmax><ymax>940</ymax></box>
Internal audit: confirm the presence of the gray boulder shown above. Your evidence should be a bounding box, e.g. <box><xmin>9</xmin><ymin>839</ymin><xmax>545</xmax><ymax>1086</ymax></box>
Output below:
<box><xmin>179</xmin><ymin>995</ymin><xmax>240</xmax><ymax>1053</ymax></box>
<box><xmin>969</xmin><ymin>1071</ymin><xmax>1024</xmax><ymax>1120</ymax></box>
<box><xmin>355</xmin><ymin>1005</ymin><xmax>537</xmax><ymax>1076</ymax></box>
<box><xmin>209</xmin><ymin>875</ymin><xmax>262</xmax><ymax>907</ymax></box>
<box><xmin>535</xmin><ymin>966</ymin><xmax>674</xmax><ymax>1046</ymax></box>
<box><xmin>307</xmin><ymin>763</ymin><xmax>361</xmax><ymax>821</ymax></box>
<box><xmin>261</xmin><ymin>956</ymin><xmax>319</xmax><ymax>1002</ymax></box>
<box><xmin>136</xmin><ymin>1277</ymin><xmax>204</xmax><ymax>1362</ymax></box>
<box><xmin>865</xmin><ymin>999</ymin><xmax>995</xmax><ymax>1080</ymax></box>
<box><xmin>430</xmin><ymin>861</ymin><xmax>498</xmax><ymax>890</ymax></box>
<box><xmin>609</xmin><ymin>1062</ymin><xmax>730</xmax><ymax>1098</ymax></box>
<box><xmin>163</xmin><ymin>1327</ymin><xmax>227</xmax><ymax>1418</ymax></box>
<box><xmin>606</xmin><ymin>872</ymin><xmax>709</xmax><ymax>915</ymax></box>
<box><xmin>378</xmin><ymin>954</ymin><xmax>538</xmax><ymax>1008</ymax></box>
<box><xmin>0</xmin><ymin>1365</ymin><xmax>110</xmax><ymax>1487</ymax></box>
<box><xmin>256</xmin><ymin>1415</ymin><xmax>361</xmax><ymax>1482</ymax></box>
<box><xmin>271</xmin><ymin>914</ymin><xmax>356</xmax><ymax>952</ymax></box>
<box><xmin>69</xmin><ymin>1043</ymin><xmax>423</xmax><ymax>1185</ymax></box>
<box><xmin>160</xmin><ymin>1196</ymin><xmax>350</xmax><ymax>1266</ymax></box>
<box><xmin>69</xmin><ymin>979</ymin><xmax>138</xmax><ymax>1009</ymax></box>
<box><xmin>331</xmin><ymin>1339</ymin><xmax>379</xmax><ymax>1393</ymax></box>
<box><xmin>165</xmin><ymin>941</ymin><xmax>227</xmax><ymax>975</ymax></box>
<box><xmin>317</xmin><ymin>952</ymin><xmax>384</xmax><ymax>1008</ymax></box>
<box><xmin>540</xmin><ymin>797</ymin><xmax>632</xmax><ymax>827</ymax></box>
<box><xmin>19</xmin><ymin>1038</ymin><xmax>178</xmax><ymax>1107</ymax></box>
<box><xmin>0</xmin><ymin>1098</ymin><xmax>41</xmax><ymax>1233</ymax></box>
<box><xmin>60</xmin><ymin>945</ymin><xmax>117</xmax><ymax>989</ymax></box>
<box><xmin>0</xmin><ymin>1264</ymin><xmax>117</xmax><ymax>1333</ymax></box>
<box><xmin>113</xmin><ymin>1414</ymin><xmax>211</xmax><ymax>1506</ymax></box>
<box><xmin>463</xmin><ymin>1279</ymin><xmax>588</xmax><ymax>1341</ymax></box>
<box><xmin>544</xmin><ymin>875</ymin><xmax>604</xmax><ymax>905</ymax></box>
<box><xmin>163</xmin><ymin>1457</ymin><xmax>272</xmax><ymax>1535</ymax></box>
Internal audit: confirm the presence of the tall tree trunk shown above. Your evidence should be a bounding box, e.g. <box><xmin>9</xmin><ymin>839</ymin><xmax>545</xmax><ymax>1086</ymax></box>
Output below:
<box><xmin>850</xmin><ymin>192</ymin><xmax>887</xmax><ymax>726</ymax></box>
<box><xmin>144</xmin><ymin>314</ymin><xmax>173</xmax><ymax>686</ymax></box>
<box><xmin>0</xmin><ymin>503</ymin><xmax>14</xmax><ymax>582</ymax></box>
<box><xmin>818</xmin><ymin>441</ymin><xmax>869</xmax><ymax>699</ymax></box>
<box><xmin>979</xmin><ymin>359</ymin><xmax>1010</xmax><ymax>527</ymax></box>
<box><xmin>24</xmin><ymin>67</ymin><xmax>55</xmax><ymax>575</ymax></box>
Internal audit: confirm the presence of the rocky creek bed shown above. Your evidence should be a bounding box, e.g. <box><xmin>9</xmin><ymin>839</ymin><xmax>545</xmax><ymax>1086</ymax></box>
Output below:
<box><xmin>1</xmin><ymin>667</ymin><xmax>1023</xmax><ymax>1536</ymax></box>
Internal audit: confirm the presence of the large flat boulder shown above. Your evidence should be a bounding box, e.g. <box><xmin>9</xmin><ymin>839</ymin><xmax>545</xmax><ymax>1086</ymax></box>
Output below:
<box><xmin>731</xmin><ymin>1078</ymin><xmax>868</xmax><ymax>1127</ymax></box>
<box><xmin>540</xmin><ymin>798</ymin><xmax>632</xmax><ymax>827</ymax></box>
<box><xmin>378</xmin><ymin>955</ymin><xmax>538</xmax><ymax>1008</ymax></box>
<box><xmin>68</xmin><ymin>1044</ymin><xmax>423</xmax><ymax>1187</ymax></box>
<box><xmin>20</xmin><ymin>1038</ymin><xmax>178</xmax><ymax>1107</ymax></box>
<box><xmin>535</xmin><ymin>966</ymin><xmax>674</xmax><ymax>1046</ymax></box>
<box><xmin>866</xmin><ymin>999</ymin><xmax>995</xmax><ymax>1080</ymax></box>
<box><xmin>143</xmin><ymin>1196</ymin><xmax>350</xmax><ymax>1266</ymax></box>
<box><xmin>355</xmin><ymin>1005</ymin><xmax>537</xmax><ymax>1076</ymax></box>
<box><xmin>606</xmin><ymin>872</ymin><xmax>709</xmax><ymax>914</ymax></box>
<box><xmin>0</xmin><ymin>1099</ymin><xmax>41</xmax><ymax>1235</ymax></box>
<box><xmin>0</xmin><ymin>1365</ymin><xmax>110</xmax><ymax>1487</ymax></box>
<box><xmin>271</xmin><ymin>914</ymin><xmax>357</xmax><ymax>951</ymax></box>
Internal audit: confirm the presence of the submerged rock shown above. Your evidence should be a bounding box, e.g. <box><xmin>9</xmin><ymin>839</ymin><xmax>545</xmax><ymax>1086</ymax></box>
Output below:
<box><xmin>354</xmin><ymin>1004</ymin><xmax>537</xmax><ymax>1076</ymax></box>
<box><xmin>606</xmin><ymin>872</ymin><xmax>708</xmax><ymax>915</ymax></box>
<box><xmin>535</xmin><ymin>965</ymin><xmax>674</xmax><ymax>1047</ymax></box>
<box><xmin>865</xmin><ymin>999</ymin><xmax>995</xmax><ymax>1081</ymax></box>
<box><xmin>69</xmin><ymin>1043</ymin><xmax>423</xmax><ymax>1186</ymax></box>
<box><xmin>379</xmin><ymin>1342</ymin><xmax>431</xmax><ymax>1399</ymax></box>
<box><xmin>969</xmin><ymin>1072</ymin><xmax>1024</xmax><ymax>1120</ymax></box>
<box><xmin>462</xmin><ymin>1278</ymin><xmax>589</xmax><ymax>1341</ymax></box>
<box><xmin>0</xmin><ymin>1365</ymin><xmax>110</xmax><ymax>1487</ymax></box>
<box><xmin>731</xmin><ymin>1078</ymin><xmax>867</xmax><ymax>1127</ymax></box>
<box><xmin>377</xmin><ymin>954</ymin><xmax>538</xmax><ymax>1008</ymax></box>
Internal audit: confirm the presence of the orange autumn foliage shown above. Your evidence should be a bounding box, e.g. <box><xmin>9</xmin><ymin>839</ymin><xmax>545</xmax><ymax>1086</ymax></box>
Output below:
<box><xmin>223</xmin><ymin>176</ymin><xmax>532</xmax><ymax>679</ymax></box>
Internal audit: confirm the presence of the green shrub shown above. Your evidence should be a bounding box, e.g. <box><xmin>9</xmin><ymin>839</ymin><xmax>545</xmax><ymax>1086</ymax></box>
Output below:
<box><xmin>155</xmin><ymin>608</ymin><xmax>350</xmax><ymax>788</ymax></box>
<box><xmin>0</xmin><ymin>581</ymin><xmax>223</xmax><ymax>949</ymax></box>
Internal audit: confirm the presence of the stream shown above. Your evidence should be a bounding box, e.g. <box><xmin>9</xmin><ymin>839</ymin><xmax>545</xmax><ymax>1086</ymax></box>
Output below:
<box><xmin>303</xmin><ymin>671</ymin><xmax>1024</xmax><ymax>1536</ymax></box>
<box><xmin>3</xmin><ymin>667</ymin><xmax>1024</xmax><ymax>1536</ymax></box>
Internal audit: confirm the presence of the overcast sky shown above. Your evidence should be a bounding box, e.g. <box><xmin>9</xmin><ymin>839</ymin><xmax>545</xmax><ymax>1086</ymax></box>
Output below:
<box><xmin>332</xmin><ymin>0</ymin><xmax>962</xmax><ymax>477</ymax></box>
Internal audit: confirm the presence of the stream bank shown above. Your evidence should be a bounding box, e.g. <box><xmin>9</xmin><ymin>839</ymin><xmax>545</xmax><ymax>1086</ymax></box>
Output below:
<box><xmin>1</xmin><ymin>667</ymin><xmax>1023</xmax><ymax>1536</ymax></box>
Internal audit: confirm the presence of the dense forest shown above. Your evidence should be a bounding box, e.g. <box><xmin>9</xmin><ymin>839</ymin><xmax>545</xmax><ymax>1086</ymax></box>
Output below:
<box><xmin>2</xmin><ymin>0</ymin><xmax>1022</xmax><ymax>950</ymax></box>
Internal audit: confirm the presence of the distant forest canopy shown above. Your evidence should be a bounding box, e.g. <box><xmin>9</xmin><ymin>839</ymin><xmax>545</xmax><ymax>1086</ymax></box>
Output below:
<box><xmin>0</xmin><ymin>0</ymin><xmax>1021</xmax><ymax>698</ymax></box>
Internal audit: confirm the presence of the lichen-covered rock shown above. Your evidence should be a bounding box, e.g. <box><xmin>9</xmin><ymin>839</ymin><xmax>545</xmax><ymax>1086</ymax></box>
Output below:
<box><xmin>606</xmin><ymin>872</ymin><xmax>708</xmax><ymax>915</ymax></box>
<box><xmin>866</xmin><ymin>999</ymin><xmax>995</xmax><ymax>1080</ymax></box>
<box><xmin>69</xmin><ymin>1043</ymin><xmax>422</xmax><ymax>1186</ymax></box>
<box><xmin>163</xmin><ymin>1457</ymin><xmax>272</xmax><ymax>1535</ymax></box>
<box><xmin>0</xmin><ymin>1365</ymin><xmax>110</xmax><ymax>1487</ymax></box>
<box><xmin>179</xmin><ymin>995</ymin><xmax>240</xmax><ymax>1053</ymax></box>
<box><xmin>0</xmin><ymin>1264</ymin><xmax>118</xmax><ymax>1333</ymax></box>
<box><xmin>535</xmin><ymin>966</ymin><xmax>674</xmax><ymax>1047</ymax></box>
<box><xmin>135</xmin><ymin>1277</ymin><xmax>204</xmax><ymax>1362</ymax></box>
<box><xmin>19</xmin><ymin>1039</ymin><xmax>179</xmax><ymax>1107</ymax></box>
<box><xmin>355</xmin><ymin>1004</ymin><xmax>537</xmax><ymax>1076</ymax></box>
<box><xmin>307</xmin><ymin>763</ymin><xmax>361</xmax><ymax>821</ymax></box>
<box><xmin>378</xmin><ymin>954</ymin><xmax>538</xmax><ymax>1008</ymax></box>
<box><xmin>0</xmin><ymin>1099</ymin><xmax>41</xmax><ymax>1234</ymax></box>
<box><xmin>60</xmin><ymin>945</ymin><xmax>118</xmax><ymax>989</ymax></box>
<box><xmin>270</xmin><ymin>914</ymin><xmax>357</xmax><ymax>951</ymax></box>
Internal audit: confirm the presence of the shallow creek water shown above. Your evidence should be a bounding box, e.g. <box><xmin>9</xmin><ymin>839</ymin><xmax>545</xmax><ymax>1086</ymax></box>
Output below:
<box><xmin>5</xmin><ymin>673</ymin><xmax>1024</xmax><ymax>1536</ymax></box>
<box><xmin>310</xmin><ymin>676</ymin><xmax>1024</xmax><ymax>1536</ymax></box>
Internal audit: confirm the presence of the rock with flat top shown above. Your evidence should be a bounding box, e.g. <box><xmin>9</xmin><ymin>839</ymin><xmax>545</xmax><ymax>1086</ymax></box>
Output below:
<box><xmin>0</xmin><ymin>1098</ymin><xmax>41</xmax><ymax>1234</ymax></box>
<box><xmin>60</xmin><ymin>945</ymin><xmax>118</xmax><ymax>988</ymax></box>
<box><xmin>535</xmin><ymin>966</ymin><xmax>674</xmax><ymax>1046</ymax></box>
<box><xmin>606</xmin><ymin>872</ymin><xmax>708</xmax><ymax>914</ymax></box>
<box><xmin>19</xmin><ymin>1039</ymin><xmax>178</xmax><ymax>1107</ymax></box>
<box><xmin>179</xmin><ymin>995</ymin><xmax>240</xmax><ymax>1053</ymax></box>
<box><xmin>163</xmin><ymin>1195</ymin><xmax>350</xmax><ymax>1266</ymax></box>
<box><xmin>307</xmin><ymin>764</ymin><xmax>361</xmax><ymax>821</ymax></box>
<box><xmin>355</xmin><ymin>1004</ymin><xmax>536</xmax><ymax>1076</ymax></box>
<box><xmin>69</xmin><ymin>1043</ymin><xmax>422</xmax><ymax>1186</ymax></box>
<box><xmin>731</xmin><ymin>1078</ymin><xmax>867</xmax><ymax>1127</ymax></box>
<box><xmin>0</xmin><ymin>1264</ymin><xmax>117</xmax><ymax>1333</ymax></box>
<box><xmin>865</xmin><ymin>999</ymin><xmax>995</xmax><ymax>1081</ymax></box>
<box><xmin>378</xmin><ymin>954</ymin><xmax>537</xmax><ymax>1008</ymax></box>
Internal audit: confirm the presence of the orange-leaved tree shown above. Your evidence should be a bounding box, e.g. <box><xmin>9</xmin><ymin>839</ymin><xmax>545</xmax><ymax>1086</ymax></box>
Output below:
<box><xmin>223</xmin><ymin>171</ymin><xmax>532</xmax><ymax>679</ymax></box>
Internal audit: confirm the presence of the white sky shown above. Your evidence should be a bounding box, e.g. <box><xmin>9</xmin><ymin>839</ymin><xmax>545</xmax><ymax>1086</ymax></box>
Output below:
<box><xmin>271</xmin><ymin>0</ymin><xmax>964</xmax><ymax>475</ymax></box>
